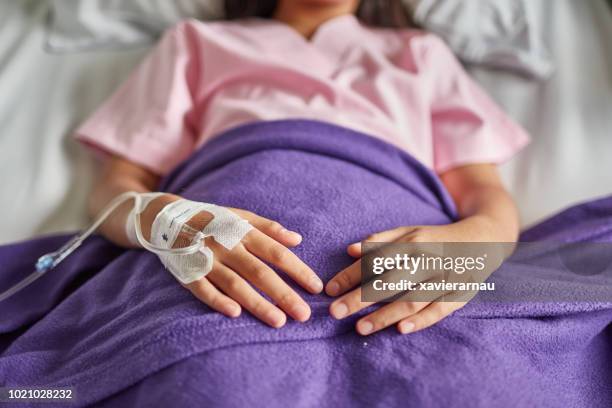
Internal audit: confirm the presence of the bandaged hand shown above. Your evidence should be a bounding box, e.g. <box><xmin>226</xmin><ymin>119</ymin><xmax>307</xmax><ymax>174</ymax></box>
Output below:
<box><xmin>132</xmin><ymin>194</ymin><xmax>324</xmax><ymax>328</ymax></box>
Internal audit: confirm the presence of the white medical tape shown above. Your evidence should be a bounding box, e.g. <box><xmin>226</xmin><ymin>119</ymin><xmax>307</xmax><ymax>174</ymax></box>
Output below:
<box><xmin>151</xmin><ymin>227</ymin><xmax>213</xmax><ymax>285</ymax></box>
<box><xmin>199</xmin><ymin>203</ymin><xmax>253</xmax><ymax>250</ymax></box>
<box><xmin>150</xmin><ymin>199</ymin><xmax>205</xmax><ymax>249</ymax></box>
<box><xmin>147</xmin><ymin>197</ymin><xmax>253</xmax><ymax>284</ymax></box>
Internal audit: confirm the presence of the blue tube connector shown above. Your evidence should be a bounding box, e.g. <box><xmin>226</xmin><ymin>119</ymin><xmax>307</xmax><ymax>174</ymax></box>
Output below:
<box><xmin>35</xmin><ymin>254</ymin><xmax>56</xmax><ymax>273</ymax></box>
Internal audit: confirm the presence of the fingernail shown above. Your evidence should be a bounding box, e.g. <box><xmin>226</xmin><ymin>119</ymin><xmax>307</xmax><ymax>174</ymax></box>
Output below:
<box><xmin>282</xmin><ymin>229</ymin><xmax>302</xmax><ymax>244</ymax></box>
<box><xmin>358</xmin><ymin>320</ymin><xmax>374</xmax><ymax>335</ymax></box>
<box><xmin>267</xmin><ymin>310</ymin><xmax>286</xmax><ymax>328</ymax></box>
<box><xmin>309</xmin><ymin>276</ymin><xmax>324</xmax><ymax>293</ymax></box>
<box><xmin>290</xmin><ymin>303</ymin><xmax>311</xmax><ymax>322</ymax></box>
<box><xmin>282</xmin><ymin>228</ymin><xmax>301</xmax><ymax>237</ymax></box>
<box><xmin>330</xmin><ymin>302</ymin><xmax>348</xmax><ymax>319</ymax></box>
<box><xmin>399</xmin><ymin>321</ymin><xmax>415</xmax><ymax>334</ymax></box>
<box><xmin>326</xmin><ymin>281</ymin><xmax>340</xmax><ymax>296</ymax></box>
<box><xmin>225</xmin><ymin>304</ymin><xmax>241</xmax><ymax>318</ymax></box>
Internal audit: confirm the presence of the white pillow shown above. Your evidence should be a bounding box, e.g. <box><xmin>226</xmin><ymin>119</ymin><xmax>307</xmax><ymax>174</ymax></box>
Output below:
<box><xmin>405</xmin><ymin>0</ymin><xmax>554</xmax><ymax>78</ymax></box>
<box><xmin>47</xmin><ymin>0</ymin><xmax>224</xmax><ymax>52</ymax></box>
<box><xmin>47</xmin><ymin>0</ymin><xmax>554</xmax><ymax>79</ymax></box>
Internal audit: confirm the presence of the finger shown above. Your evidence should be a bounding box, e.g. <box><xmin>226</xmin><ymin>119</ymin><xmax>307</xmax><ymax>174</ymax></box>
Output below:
<box><xmin>329</xmin><ymin>285</ymin><xmax>375</xmax><ymax>320</ymax></box>
<box><xmin>355</xmin><ymin>300</ymin><xmax>431</xmax><ymax>336</ymax></box>
<box><xmin>327</xmin><ymin>245</ymin><xmax>410</xmax><ymax>297</ymax></box>
<box><xmin>207</xmin><ymin>263</ymin><xmax>287</xmax><ymax>328</ymax></box>
<box><xmin>330</xmin><ymin>267</ymin><xmax>440</xmax><ymax>321</ymax></box>
<box><xmin>230</xmin><ymin>209</ymin><xmax>302</xmax><ymax>247</ymax></box>
<box><xmin>223</xmin><ymin>248</ymin><xmax>311</xmax><ymax>322</ymax></box>
<box><xmin>325</xmin><ymin>259</ymin><xmax>362</xmax><ymax>297</ymax></box>
<box><xmin>185</xmin><ymin>277</ymin><xmax>241</xmax><ymax>318</ymax></box>
<box><xmin>397</xmin><ymin>301</ymin><xmax>465</xmax><ymax>334</ymax></box>
<box><xmin>243</xmin><ymin>230</ymin><xmax>323</xmax><ymax>294</ymax></box>
<box><xmin>347</xmin><ymin>227</ymin><xmax>414</xmax><ymax>257</ymax></box>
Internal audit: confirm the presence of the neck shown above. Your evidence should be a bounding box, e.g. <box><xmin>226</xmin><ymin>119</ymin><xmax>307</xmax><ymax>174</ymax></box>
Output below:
<box><xmin>273</xmin><ymin>1</ymin><xmax>359</xmax><ymax>39</ymax></box>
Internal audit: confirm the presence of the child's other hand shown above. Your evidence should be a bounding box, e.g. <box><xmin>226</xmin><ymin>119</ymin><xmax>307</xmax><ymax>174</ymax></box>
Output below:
<box><xmin>325</xmin><ymin>218</ymin><xmax>507</xmax><ymax>336</ymax></box>
<box><xmin>181</xmin><ymin>208</ymin><xmax>323</xmax><ymax>328</ymax></box>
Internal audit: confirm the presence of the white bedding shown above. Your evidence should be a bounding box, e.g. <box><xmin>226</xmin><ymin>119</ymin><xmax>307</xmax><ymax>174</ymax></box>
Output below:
<box><xmin>0</xmin><ymin>0</ymin><xmax>610</xmax><ymax>244</ymax></box>
<box><xmin>473</xmin><ymin>0</ymin><xmax>612</xmax><ymax>227</ymax></box>
<box><xmin>0</xmin><ymin>0</ymin><xmax>146</xmax><ymax>244</ymax></box>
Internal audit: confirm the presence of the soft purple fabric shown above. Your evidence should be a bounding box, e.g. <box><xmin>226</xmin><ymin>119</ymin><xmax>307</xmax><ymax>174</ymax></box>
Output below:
<box><xmin>0</xmin><ymin>120</ymin><xmax>610</xmax><ymax>407</ymax></box>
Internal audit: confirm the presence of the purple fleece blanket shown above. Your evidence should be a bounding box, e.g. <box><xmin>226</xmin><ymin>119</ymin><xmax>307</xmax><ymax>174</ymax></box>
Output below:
<box><xmin>0</xmin><ymin>120</ymin><xmax>611</xmax><ymax>407</ymax></box>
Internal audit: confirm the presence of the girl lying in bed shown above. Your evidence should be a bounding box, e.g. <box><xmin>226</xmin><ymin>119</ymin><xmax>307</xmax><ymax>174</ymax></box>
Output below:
<box><xmin>77</xmin><ymin>0</ymin><xmax>529</xmax><ymax>336</ymax></box>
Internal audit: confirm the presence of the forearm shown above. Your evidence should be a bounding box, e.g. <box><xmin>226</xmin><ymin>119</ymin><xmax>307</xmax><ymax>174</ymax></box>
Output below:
<box><xmin>89</xmin><ymin>179</ymin><xmax>149</xmax><ymax>248</ymax></box>
<box><xmin>440</xmin><ymin>164</ymin><xmax>520</xmax><ymax>242</ymax></box>
<box><xmin>88</xmin><ymin>157</ymin><xmax>177</xmax><ymax>247</ymax></box>
<box><xmin>451</xmin><ymin>186</ymin><xmax>520</xmax><ymax>242</ymax></box>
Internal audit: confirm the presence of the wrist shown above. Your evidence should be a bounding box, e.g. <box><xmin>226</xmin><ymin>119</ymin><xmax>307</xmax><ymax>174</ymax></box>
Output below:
<box><xmin>136</xmin><ymin>194</ymin><xmax>182</xmax><ymax>242</ymax></box>
<box><xmin>455</xmin><ymin>214</ymin><xmax>518</xmax><ymax>242</ymax></box>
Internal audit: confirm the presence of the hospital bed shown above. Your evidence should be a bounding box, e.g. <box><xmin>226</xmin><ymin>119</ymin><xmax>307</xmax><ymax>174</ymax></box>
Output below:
<box><xmin>0</xmin><ymin>0</ymin><xmax>611</xmax><ymax>245</ymax></box>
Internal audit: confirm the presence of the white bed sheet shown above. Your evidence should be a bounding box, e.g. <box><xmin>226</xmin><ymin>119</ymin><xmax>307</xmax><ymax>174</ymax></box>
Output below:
<box><xmin>475</xmin><ymin>0</ymin><xmax>612</xmax><ymax>227</ymax></box>
<box><xmin>0</xmin><ymin>0</ymin><xmax>147</xmax><ymax>244</ymax></box>
<box><xmin>0</xmin><ymin>0</ymin><xmax>610</xmax><ymax>245</ymax></box>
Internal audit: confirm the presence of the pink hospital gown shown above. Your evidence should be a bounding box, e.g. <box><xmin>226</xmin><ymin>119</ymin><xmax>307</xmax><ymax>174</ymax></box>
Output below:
<box><xmin>76</xmin><ymin>15</ymin><xmax>529</xmax><ymax>175</ymax></box>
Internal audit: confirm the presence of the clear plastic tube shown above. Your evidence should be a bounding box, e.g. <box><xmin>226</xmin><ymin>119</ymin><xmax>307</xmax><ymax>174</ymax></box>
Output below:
<box><xmin>0</xmin><ymin>192</ymin><xmax>204</xmax><ymax>303</ymax></box>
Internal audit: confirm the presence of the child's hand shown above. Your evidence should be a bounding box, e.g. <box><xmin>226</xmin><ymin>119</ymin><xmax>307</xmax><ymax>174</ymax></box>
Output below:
<box><xmin>324</xmin><ymin>164</ymin><xmax>521</xmax><ymax>336</ymax></box>
<box><xmin>190</xmin><ymin>208</ymin><xmax>325</xmax><ymax>327</ymax></box>
<box><xmin>325</xmin><ymin>218</ymin><xmax>508</xmax><ymax>336</ymax></box>
<box><xmin>140</xmin><ymin>199</ymin><xmax>324</xmax><ymax>328</ymax></box>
